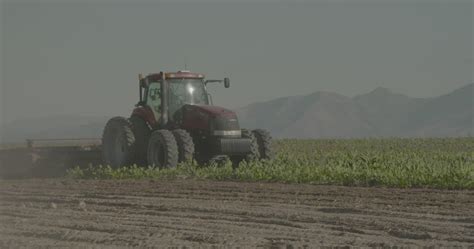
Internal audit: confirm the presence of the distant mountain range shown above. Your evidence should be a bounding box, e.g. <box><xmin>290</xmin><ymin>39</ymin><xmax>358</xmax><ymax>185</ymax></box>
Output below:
<box><xmin>1</xmin><ymin>84</ymin><xmax>472</xmax><ymax>142</ymax></box>
<box><xmin>237</xmin><ymin>83</ymin><xmax>473</xmax><ymax>138</ymax></box>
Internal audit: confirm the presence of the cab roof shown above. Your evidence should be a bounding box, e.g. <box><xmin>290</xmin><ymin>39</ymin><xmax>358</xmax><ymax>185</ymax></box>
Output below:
<box><xmin>146</xmin><ymin>71</ymin><xmax>205</xmax><ymax>82</ymax></box>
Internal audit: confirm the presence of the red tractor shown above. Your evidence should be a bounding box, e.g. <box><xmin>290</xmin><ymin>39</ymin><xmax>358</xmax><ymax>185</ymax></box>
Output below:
<box><xmin>102</xmin><ymin>71</ymin><xmax>273</xmax><ymax>168</ymax></box>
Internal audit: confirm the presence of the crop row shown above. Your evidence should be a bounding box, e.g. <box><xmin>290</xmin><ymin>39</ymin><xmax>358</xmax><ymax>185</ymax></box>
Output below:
<box><xmin>68</xmin><ymin>138</ymin><xmax>474</xmax><ymax>189</ymax></box>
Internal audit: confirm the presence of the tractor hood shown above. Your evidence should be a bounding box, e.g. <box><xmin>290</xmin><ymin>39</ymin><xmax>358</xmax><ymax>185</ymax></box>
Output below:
<box><xmin>191</xmin><ymin>104</ymin><xmax>237</xmax><ymax>118</ymax></box>
<box><xmin>179</xmin><ymin>104</ymin><xmax>240</xmax><ymax>132</ymax></box>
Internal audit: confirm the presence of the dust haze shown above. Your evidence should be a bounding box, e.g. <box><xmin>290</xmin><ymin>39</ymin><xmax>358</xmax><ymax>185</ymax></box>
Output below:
<box><xmin>1</xmin><ymin>0</ymin><xmax>472</xmax><ymax>133</ymax></box>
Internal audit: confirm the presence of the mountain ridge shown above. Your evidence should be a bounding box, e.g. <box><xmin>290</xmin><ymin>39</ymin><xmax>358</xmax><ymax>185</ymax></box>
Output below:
<box><xmin>237</xmin><ymin>83</ymin><xmax>473</xmax><ymax>138</ymax></box>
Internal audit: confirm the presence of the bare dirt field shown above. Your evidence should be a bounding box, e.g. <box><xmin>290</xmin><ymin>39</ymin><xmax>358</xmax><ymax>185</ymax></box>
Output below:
<box><xmin>0</xmin><ymin>179</ymin><xmax>473</xmax><ymax>248</ymax></box>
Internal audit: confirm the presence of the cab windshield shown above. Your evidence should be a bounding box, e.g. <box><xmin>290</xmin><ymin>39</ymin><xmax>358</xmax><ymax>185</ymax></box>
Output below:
<box><xmin>168</xmin><ymin>78</ymin><xmax>209</xmax><ymax>115</ymax></box>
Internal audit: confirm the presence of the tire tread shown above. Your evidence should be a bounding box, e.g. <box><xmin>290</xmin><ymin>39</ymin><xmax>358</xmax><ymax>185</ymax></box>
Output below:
<box><xmin>172</xmin><ymin>129</ymin><xmax>195</xmax><ymax>163</ymax></box>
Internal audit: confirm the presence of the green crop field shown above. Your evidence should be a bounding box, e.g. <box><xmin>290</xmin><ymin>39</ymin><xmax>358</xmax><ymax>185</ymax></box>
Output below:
<box><xmin>68</xmin><ymin>138</ymin><xmax>474</xmax><ymax>189</ymax></box>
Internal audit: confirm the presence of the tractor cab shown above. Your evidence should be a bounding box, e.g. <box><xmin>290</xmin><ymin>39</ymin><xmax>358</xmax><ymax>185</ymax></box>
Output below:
<box><xmin>136</xmin><ymin>71</ymin><xmax>229</xmax><ymax>126</ymax></box>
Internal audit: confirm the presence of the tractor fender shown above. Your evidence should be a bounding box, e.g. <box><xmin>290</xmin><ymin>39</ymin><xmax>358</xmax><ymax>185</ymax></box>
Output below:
<box><xmin>132</xmin><ymin>106</ymin><xmax>157</xmax><ymax>128</ymax></box>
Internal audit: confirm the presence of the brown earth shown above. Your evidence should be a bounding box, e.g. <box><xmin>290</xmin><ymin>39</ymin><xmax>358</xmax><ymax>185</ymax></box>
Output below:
<box><xmin>0</xmin><ymin>179</ymin><xmax>473</xmax><ymax>248</ymax></box>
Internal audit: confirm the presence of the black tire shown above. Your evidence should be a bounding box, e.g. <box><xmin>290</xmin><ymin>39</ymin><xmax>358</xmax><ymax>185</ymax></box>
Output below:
<box><xmin>252</xmin><ymin>129</ymin><xmax>274</xmax><ymax>160</ymax></box>
<box><xmin>172</xmin><ymin>129</ymin><xmax>195</xmax><ymax>163</ymax></box>
<box><xmin>242</xmin><ymin>129</ymin><xmax>260</xmax><ymax>161</ymax></box>
<box><xmin>129</xmin><ymin>116</ymin><xmax>151</xmax><ymax>166</ymax></box>
<box><xmin>147</xmin><ymin>130</ymin><xmax>178</xmax><ymax>168</ymax></box>
<box><xmin>102</xmin><ymin>117</ymin><xmax>136</xmax><ymax>168</ymax></box>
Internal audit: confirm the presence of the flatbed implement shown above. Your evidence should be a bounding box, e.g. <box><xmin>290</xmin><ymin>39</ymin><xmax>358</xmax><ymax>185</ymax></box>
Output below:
<box><xmin>0</xmin><ymin>138</ymin><xmax>101</xmax><ymax>178</ymax></box>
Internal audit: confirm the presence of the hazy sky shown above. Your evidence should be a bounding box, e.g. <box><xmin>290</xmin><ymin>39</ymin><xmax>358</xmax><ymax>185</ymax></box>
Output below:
<box><xmin>1</xmin><ymin>0</ymin><xmax>472</xmax><ymax>125</ymax></box>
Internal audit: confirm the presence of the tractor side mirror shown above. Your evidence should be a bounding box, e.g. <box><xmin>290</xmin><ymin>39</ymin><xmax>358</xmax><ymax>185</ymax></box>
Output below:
<box><xmin>224</xmin><ymin>78</ymin><xmax>230</xmax><ymax>88</ymax></box>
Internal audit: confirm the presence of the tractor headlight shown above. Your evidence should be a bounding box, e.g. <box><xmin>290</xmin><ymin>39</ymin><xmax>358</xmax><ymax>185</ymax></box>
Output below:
<box><xmin>213</xmin><ymin>130</ymin><xmax>242</xmax><ymax>136</ymax></box>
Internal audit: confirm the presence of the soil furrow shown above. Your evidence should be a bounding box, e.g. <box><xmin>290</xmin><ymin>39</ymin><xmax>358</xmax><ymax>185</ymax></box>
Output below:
<box><xmin>0</xmin><ymin>179</ymin><xmax>472</xmax><ymax>247</ymax></box>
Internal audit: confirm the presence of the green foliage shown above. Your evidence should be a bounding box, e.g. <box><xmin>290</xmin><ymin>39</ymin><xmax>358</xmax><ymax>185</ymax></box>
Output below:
<box><xmin>67</xmin><ymin>138</ymin><xmax>474</xmax><ymax>189</ymax></box>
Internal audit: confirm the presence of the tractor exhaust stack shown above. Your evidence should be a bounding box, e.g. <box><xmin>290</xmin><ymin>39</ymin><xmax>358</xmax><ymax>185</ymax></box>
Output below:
<box><xmin>160</xmin><ymin>71</ymin><xmax>169</xmax><ymax>127</ymax></box>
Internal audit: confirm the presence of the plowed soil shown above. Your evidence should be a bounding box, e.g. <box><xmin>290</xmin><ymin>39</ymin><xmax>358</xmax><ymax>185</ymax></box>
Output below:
<box><xmin>0</xmin><ymin>179</ymin><xmax>473</xmax><ymax>248</ymax></box>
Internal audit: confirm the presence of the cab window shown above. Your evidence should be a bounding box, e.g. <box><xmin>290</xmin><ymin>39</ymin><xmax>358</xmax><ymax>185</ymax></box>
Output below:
<box><xmin>146</xmin><ymin>82</ymin><xmax>161</xmax><ymax>119</ymax></box>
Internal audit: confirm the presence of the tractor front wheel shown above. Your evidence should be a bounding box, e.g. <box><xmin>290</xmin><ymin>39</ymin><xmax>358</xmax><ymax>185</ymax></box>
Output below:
<box><xmin>102</xmin><ymin>117</ymin><xmax>136</xmax><ymax>168</ymax></box>
<box><xmin>252</xmin><ymin>129</ymin><xmax>273</xmax><ymax>160</ymax></box>
<box><xmin>242</xmin><ymin>129</ymin><xmax>260</xmax><ymax>162</ymax></box>
<box><xmin>147</xmin><ymin>130</ymin><xmax>178</xmax><ymax>168</ymax></box>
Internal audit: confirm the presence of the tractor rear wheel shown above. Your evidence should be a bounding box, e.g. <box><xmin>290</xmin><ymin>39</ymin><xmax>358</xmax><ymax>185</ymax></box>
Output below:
<box><xmin>102</xmin><ymin>117</ymin><xmax>136</xmax><ymax>168</ymax></box>
<box><xmin>242</xmin><ymin>129</ymin><xmax>260</xmax><ymax>161</ymax></box>
<box><xmin>147</xmin><ymin>130</ymin><xmax>178</xmax><ymax>168</ymax></box>
<box><xmin>252</xmin><ymin>129</ymin><xmax>273</xmax><ymax>160</ymax></box>
<box><xmin>172</xmin><ymin>129</ymin><xmax>195</xmax><ymax>163</ymax></box>
<box><xmin>129</xmin><ymin>116</ymin><xmax>151</xmax><ymax>166</ymax></box>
